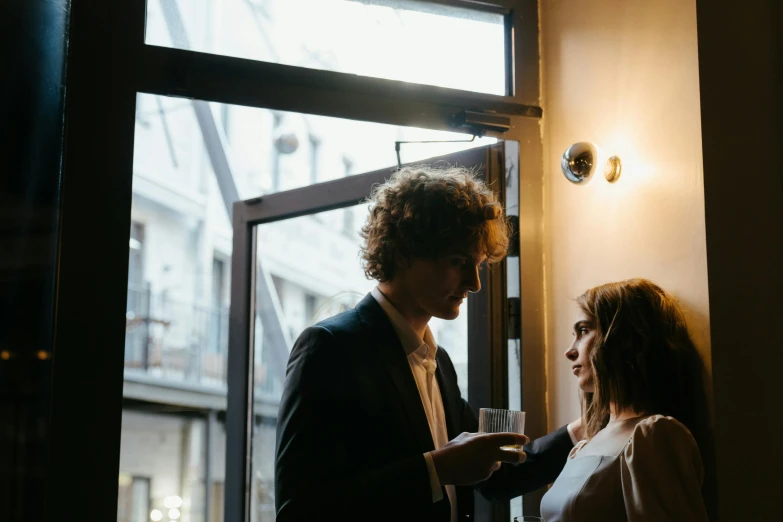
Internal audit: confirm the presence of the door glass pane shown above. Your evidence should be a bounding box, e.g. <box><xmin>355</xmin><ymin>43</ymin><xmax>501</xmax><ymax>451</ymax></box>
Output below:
<box><xmin>122</xmin><ymin>92</ymin><xmax>485</xmax><ymax>522</ymax></box>
<box><xmin>146</xmin><ymin>0</ymin><xmax>507</xmax><ymax>95</ymax></box>
<box><xmin>132</xmin><ymin>94</ymin><xmax>495</xmax><ymax>201</ymax></box>
<box><xmin>251</xmin><ymin>204</ymin><xmax>469</xmax><ymax>521</ymax></box>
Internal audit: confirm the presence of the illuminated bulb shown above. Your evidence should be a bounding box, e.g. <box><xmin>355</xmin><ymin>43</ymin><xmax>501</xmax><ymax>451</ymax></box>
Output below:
<box><xmin>604</xmin><ymin>156</ymin><xmax>622</xmax><ymax>183</ymax></box>
<box><xmin>163</xmin><ymin>496</ymin><xmax>182</xmax><ymax>509</ymax></box>
<box><xmin>150</xmin><ymin>509</ymin><xmax>163</xmax><ymax>521</ymax></box>
<box><xmin>168</xmin><ymin>508</ymin><xmax>181</xmax><ymax>520</ymax></box>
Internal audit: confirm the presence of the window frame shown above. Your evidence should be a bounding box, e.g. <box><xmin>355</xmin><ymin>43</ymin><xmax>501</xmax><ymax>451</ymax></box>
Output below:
<box><xmin>229</xmin><ymin>144</ymin><xmax>508</xmax><ymax>522</ymax></box>
<box><xmin>49</xmin><ymin>1</ymin><xmax>548</xmax><ymax>521</ymax></box>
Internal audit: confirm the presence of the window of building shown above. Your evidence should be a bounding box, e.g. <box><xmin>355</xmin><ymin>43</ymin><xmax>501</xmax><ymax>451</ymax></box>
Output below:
<box><xmin>309</xmin><ymin>135</ymin><xmax>321</xmax><ymax>185</ymax></box>
<box><xmin>117</xmin><ymin>475</ymin><xmax>150</xmax><ymax>522</ymax></box>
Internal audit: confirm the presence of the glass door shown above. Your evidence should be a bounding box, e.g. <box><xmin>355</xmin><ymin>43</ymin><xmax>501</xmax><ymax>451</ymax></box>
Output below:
<box><xmin>226</xmin><ymin>142</ymin><xmax>518</xmax><ymax>522</ymax></box>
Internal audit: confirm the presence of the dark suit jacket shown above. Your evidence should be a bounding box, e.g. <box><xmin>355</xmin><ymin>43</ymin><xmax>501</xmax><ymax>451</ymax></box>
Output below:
<box><xmin>275</xmin><ymin>294</ymin><xmax>573</xmax><ymax>522</ymax></box>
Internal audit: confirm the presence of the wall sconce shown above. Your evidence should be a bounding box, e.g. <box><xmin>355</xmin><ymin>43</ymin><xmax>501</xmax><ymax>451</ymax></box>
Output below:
<box><xmin>561</xmin><ymin>142</ymin><xmax>622</xmax><ymax>184</ymax></box>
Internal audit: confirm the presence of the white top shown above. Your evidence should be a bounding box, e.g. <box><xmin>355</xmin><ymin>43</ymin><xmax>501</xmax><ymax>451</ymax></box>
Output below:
<box><xmin>371</xmin><ymin>287</ymin><xmax>456</xmax><ymax>522</ymax></box>
<box><xmin>540</xmin><ymin>415</ymin><xmax>708</xmax><ymax>522</ymax></box>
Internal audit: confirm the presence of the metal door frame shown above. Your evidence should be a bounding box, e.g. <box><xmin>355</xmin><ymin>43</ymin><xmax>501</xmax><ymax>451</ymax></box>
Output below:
<box><xmin>226</xmin><ymin>144</ymin><xmax>512</xmax><ymax>522</ymax></box>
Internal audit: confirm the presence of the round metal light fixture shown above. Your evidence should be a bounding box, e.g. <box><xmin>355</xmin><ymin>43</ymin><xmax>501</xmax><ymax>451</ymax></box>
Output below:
<box><xmin>561</xmin><ymin>142</ymin><xmax>598</xmax><ymax>184</ymax></box>
<box><xmin>561</xmin><ymin>142</ymin><xmax>622</xmax><ymax>184</ymax></box>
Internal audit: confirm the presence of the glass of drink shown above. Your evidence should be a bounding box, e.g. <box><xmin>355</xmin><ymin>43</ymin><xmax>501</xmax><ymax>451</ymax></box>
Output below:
<box><xmin>478</xmin><ymin>408</ymin><xmax>526</xmax><ymax>452</ymax></box>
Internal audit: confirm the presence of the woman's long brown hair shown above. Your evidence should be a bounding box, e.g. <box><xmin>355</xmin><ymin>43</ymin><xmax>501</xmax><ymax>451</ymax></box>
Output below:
<box><xmin>577</xmin><ymin>279</ymin><xmax>710</xmax><ymax>452</ymax></box>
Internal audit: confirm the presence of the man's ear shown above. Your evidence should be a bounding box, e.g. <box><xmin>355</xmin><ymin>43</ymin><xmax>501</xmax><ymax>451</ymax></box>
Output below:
<box><xmin>395</xmin><ymin>253</ymin><xmax>412</xmax><ymax>271</ymax></box>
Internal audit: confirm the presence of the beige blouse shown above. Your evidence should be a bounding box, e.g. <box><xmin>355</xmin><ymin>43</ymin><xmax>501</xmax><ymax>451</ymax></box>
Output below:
<box><xmin>540</xmin><ymin>415</ymin><xmax>708</xmax><ymax>522</ymax></box>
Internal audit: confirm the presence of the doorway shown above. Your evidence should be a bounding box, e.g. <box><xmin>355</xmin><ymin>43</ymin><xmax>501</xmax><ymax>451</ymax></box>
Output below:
<box><xmin>226</xmin><ymin>142</ymin><xmax>520</xmax><ymax>522</ymax></box>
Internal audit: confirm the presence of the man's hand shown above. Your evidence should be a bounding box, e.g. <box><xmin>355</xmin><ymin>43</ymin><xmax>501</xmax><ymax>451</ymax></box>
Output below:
<box><xmin>430</xmin><ymin>432</ymin><xmax>530</xmax><ymax>486</ymax></box>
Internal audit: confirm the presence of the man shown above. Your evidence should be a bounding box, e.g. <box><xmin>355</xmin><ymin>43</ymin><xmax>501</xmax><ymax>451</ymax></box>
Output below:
<box><xmin>275</xmin><ymin>167</ymin><xmax>578</xmax><ymax>521</ymax></box>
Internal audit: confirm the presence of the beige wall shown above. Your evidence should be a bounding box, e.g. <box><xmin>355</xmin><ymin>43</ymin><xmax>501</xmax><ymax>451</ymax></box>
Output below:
<box><xmin>540</xmin><ymin>0</ymin><xmax>710</xmax><ymax>429</ymax></box>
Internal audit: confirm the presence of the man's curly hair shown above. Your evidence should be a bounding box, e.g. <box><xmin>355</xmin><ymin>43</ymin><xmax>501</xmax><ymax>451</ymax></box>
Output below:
<box><xmin>360</xmin><ymin>166</ymin><xmax>510</xmax><ymax>282</ymax></box>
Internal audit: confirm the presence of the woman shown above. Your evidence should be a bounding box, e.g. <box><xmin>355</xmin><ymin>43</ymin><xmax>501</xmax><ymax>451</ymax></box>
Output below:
<box><xmin>540</xmin><ymin>279</ymin><xmax>710</xmax><ymax>521</ymax></box>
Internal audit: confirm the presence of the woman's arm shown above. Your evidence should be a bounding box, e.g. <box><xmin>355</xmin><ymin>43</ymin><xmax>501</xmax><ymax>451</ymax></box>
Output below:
<box><xmin>478</xmin><ymin>425</ymin><xmax>574</xmax><ymax>500</ymax></box>
<box><xmin>620</xmin><ymin>415</ymin><xmax>709</xmax><ymax>522</ymax></box>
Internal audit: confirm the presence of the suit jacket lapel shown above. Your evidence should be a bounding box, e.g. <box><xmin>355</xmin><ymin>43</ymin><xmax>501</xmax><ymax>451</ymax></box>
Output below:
<box><xmin>355</xmin><ymin>294</ymin><xmax>435</xmax><ymax>453</ymax></box>
<box><xmin>435</xmin><ymin>350</ymin><xmax>461</xmax><ymax>440</ymax></box>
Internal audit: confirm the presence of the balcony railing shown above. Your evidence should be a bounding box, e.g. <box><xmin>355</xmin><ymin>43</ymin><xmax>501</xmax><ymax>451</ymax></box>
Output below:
<box><xmin>124</xmin><ymin>284</ymin><xmax>286</xmax><ymax>400</ymax></box>
<box><xmin>125</xmin><ymin>284</ymin><xmax>230</xmax><ymax>389</ymax></box>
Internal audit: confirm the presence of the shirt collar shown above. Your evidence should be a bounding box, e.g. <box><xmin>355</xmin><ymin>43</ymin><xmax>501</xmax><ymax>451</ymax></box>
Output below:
<box><xmin>371</xmin><ymin>286</ymin><xmax>438</xmax><ymax>359</ymax></box>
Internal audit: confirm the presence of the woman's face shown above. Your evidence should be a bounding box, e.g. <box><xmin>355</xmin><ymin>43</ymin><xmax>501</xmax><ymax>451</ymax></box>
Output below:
<box><xmin>565</xmin><ymin>308</ymin><xmax>596</xmax><ymax>393</ymax></box>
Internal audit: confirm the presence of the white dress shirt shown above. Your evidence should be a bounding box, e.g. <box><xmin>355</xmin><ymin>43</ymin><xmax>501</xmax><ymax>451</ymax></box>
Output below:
<box><xmin>371</xmin><ymin>287</ymin><xmax>457</xmax><ymax>522</ymax></box>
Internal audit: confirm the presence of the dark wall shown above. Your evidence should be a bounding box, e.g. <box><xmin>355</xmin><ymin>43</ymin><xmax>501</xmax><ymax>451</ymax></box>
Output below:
<box><xmin>0</xmin><ymin>1</ymin><xmax>68</xmax><ymax>521</ymax></box>
<box><xmin>44</xmin><ymin>0</ymin><xmax>141</xmax><ymax>519</ymax></box>
<box><xmin>697</xmin><ymin>0</ymin><xmax>783</xmax><ymax>519</ymax></box>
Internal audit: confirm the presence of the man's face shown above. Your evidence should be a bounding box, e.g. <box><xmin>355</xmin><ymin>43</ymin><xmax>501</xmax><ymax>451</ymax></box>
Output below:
<box><xmin>395</xmin><ymin>250</ymin><xmax>486</xmax><ymax>320</ymax></box>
